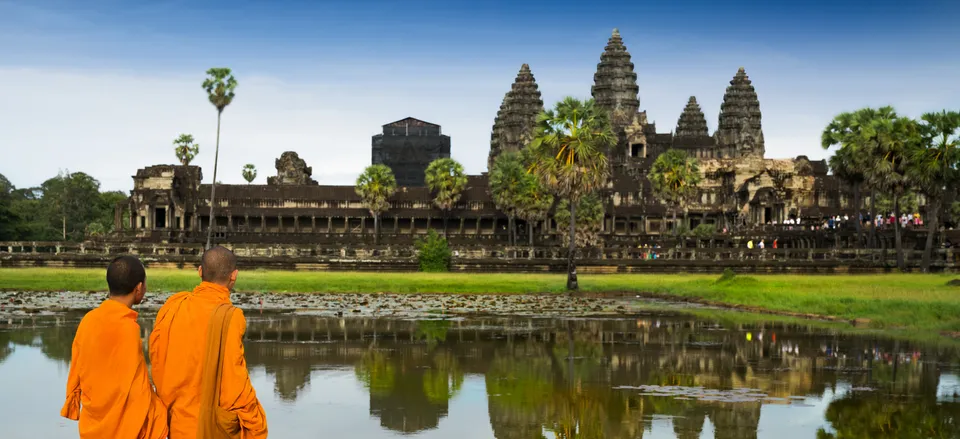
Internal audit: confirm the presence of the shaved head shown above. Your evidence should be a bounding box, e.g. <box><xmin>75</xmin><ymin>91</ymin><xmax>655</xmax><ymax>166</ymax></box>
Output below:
<box><xmin>200</xmin><ymin>246</ymin><xmax>237</xmax><ymax>284</ymax></box>
<box><xmin>106</xmin><ymin>255</ymin><xmax>145</xmax><ymax>296</ymax></box>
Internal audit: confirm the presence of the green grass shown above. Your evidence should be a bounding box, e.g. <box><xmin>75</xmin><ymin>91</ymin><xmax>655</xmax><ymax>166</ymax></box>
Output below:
<box><xmin>1</xmin><ymin>268</ymin><xmax>959</xmax><ymax>335</ymax></box>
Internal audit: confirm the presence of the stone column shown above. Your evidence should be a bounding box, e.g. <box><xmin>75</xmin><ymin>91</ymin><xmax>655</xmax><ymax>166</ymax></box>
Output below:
<box><xmin>311</xmin><ymin>216</ymin><xmax>316</xmax><ymax>232</ymax></box>
<box><xmin>393</xmin><ymin>216</ymin><xmax>398</xmax><ymax>233</ymax></box>
<box><xmin>227</xmin><ymin>215</ymin><xmax>233</xmax><ymax>232</ymax></box>
<box><xmin>277</xmin><ymin>215</ymin><xmax>283</xmax><ymax>233</ymax></box>
<box><xmin>345</xmin><ymin>217</ymin><xmax>351</xmax><ymax>234</ymax></box>
<box><xmin>260</xmin><ymin>215</ymin><xmax>266</xmax><ymax>232</ymax></box>
<box><xmin>294</xmin><ymin>216</ymin><xmax>300</xmax><ymax>233</ymax></box>
<box><xmin>360</xmin><ymin>217</ymin><xmax>366</xmax><ymax>235</ymax></box>
<box><xmin>327</xmin><ymin>217</ymin><xmax>332</xmax><ymax>233</ymax></box>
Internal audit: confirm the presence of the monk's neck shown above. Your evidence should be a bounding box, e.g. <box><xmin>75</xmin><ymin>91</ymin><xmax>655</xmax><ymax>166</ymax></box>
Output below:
<box><xmin>107</xmin><ymin>295</ymin><xmax>136</xmax><ymax>309</ymax></box>
<box><xmin>193</xmin><ymin>281</ymin><xmax>232</xmax><ymax>302</ymax></box>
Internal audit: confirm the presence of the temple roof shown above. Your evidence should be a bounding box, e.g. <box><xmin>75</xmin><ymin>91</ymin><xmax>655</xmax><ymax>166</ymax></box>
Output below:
<box><xmin>675</xmin><ymin>96</ymin><xmax>709</xmax><ymax>137</ymax></box>
<box><xmin>383</xmin><ymin>117</ymin><xmax>440</xmax><ymax>128</ymax></box>
<box><xmin>591</xmin><ymin>28</ymin><xmax>639</xmax><ymax>125</ymax></box>
<box><xmin>488</xmin><ymin>63</ymin><xmax>543</xmax><ymax>169</ymax></box>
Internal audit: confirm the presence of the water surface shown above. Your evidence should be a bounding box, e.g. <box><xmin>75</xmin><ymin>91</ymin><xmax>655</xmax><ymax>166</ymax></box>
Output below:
<box><xmin>1</xmin><ymin>312</ymin><xmax>958</xmax><ymax>438</ymax></box>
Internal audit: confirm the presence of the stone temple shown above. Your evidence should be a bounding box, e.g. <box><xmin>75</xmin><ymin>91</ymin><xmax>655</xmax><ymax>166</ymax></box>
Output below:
<box><xmin>117</xmin><ymin>29</ymin><xmax>853</xmax><ymax>246</ymax></box>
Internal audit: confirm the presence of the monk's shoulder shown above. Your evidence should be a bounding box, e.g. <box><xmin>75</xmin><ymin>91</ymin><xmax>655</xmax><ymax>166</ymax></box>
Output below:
<box><xmin>228</xmin><ymin>307</ymin><xmax>248</xmax><ymax>332</ymax></box>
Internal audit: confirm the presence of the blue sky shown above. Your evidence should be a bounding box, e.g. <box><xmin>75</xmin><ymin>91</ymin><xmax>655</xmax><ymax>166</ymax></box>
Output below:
<box><xmin>1</xmin><ymin>0</ymin><xmax>958</xmax><ymax>191</ymax></box>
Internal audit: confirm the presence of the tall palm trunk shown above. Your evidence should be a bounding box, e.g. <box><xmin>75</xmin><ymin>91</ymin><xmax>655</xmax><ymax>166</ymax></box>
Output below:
<box><xmin>205</xmin><ymin>111</ymin><xmax>222</xmax><ymax>250</ymax></box>
<box><xmin>894</xmin><ymin>194</ymin><xmax>904</xmax><ymax>270</ymax></box>
<box><xmin>528</xmin><ymin>221</ymin><xmax>534</xmax><ymax>247</ymax></box>
<box><xmin>921</xmin><ymin>196</ymin><xmax>939</xmax><ymax>272</ymax></box>
<box><xmin>508</xmin><ymin>215</ymin><xmax>515</xmax><ymax>246</ymax></box>
<box><xmin>853</xmin><ymin>182</ymin><xmax>862</xmax><ymax>248</ymax></box>
<box><xmin>567</xmin><ymin>199</ymin><xmax>578</xmax><ymax>290</ymax></box>
<box><xmin>373</xmin><ymin>213</ymin><xmax>379</xmax><ymax>246</ymax></box>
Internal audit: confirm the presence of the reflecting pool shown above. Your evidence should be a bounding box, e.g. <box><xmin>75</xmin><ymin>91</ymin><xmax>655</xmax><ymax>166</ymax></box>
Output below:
<box><xmin>1</xmin><ymin>311</ymin><xmax>958</xmax><ymax>438</ymax></box>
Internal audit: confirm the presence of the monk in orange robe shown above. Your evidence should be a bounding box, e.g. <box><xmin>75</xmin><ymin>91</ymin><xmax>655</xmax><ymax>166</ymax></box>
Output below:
<box><xmin>60</xmin><ymin>255</ymin><xmax>168</xmax><ymax>439</ymax></box>
<box><xmin>150</xmin><ymin>246</ymin><xmax>268</xmax><ymax>439</ymax></box>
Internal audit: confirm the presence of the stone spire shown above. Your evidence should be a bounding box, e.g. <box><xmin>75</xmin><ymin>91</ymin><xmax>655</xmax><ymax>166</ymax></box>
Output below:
<box><xmin>675</xmin><ymin>96</ymin><xmax>709</xmax><ymax>137</ymax></box>
<box><xmin>591</xmin><ymin>28</ymin><xmax>640</xmax><ymax>127</ymax></box>
<box><xmin>488</xmin><ymin>64</ymin><xmax>544</xmax><ymax>170</ymax></box>
<box><xmin>715</xmin><ymin>67</ymin><xmax>764</xmax><ymax>158</ymax></box>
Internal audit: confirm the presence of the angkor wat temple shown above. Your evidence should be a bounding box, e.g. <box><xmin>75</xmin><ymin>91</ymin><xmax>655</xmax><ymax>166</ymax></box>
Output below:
<box><xmin>117</xmin><ymin>29</ymin><xmax>856</xmax><ymax>248</ymax></box>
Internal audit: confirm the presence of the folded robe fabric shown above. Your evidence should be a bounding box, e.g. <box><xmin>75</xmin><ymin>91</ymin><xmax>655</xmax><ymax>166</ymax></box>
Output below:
<box><xmin>60</xmin><ymin>299</ymin><xmax>169</xmax><ymax>439</ymax></box>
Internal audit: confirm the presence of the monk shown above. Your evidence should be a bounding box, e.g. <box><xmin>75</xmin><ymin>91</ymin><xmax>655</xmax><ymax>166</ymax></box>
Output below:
<box><xmin>150</xmin><ymin>246</ymin><xmax>268</xmax><ymax>439</ymax></box>
<box><xmin>60</xmin><ymin>255</ymin><xmax>168</xmax><ymax>439</ymax></box>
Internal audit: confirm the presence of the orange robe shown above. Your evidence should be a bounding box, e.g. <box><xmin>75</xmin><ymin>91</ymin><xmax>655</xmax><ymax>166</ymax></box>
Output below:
<box><xmin>60</xmin><ymin>299</ymin><xmax>169</xmax><ymax>439</ymax></box>
<box><xmin>149</xmin><ymin>282</ymin><xmax>268</xmax><ymax>439</ymax></box>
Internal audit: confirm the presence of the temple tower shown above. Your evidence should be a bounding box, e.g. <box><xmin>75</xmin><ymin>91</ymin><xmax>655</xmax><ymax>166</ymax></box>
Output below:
<box><xmin>488</xmin><ymin>64</ymin><xmax>543</xmax><ymax>170</ymax></box>
<box><xmin>675</xmin><ymin>96</ymin><xmax>709</xmax><ymax>137</ymax></box>
<box><xmin>715</xmin><ymin>67</ymin><xmax>764</xmax><ymax>158</ymax></box>
<box><xmin>591</xmin><ymin>28</ymin><xmax>640</xmax><ymax>128</ymax></box>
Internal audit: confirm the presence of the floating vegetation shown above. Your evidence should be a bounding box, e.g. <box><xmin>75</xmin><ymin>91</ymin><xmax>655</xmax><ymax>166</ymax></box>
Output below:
<box><xmin>615</xmin><ymin>384</ymin><xmax>777</xmax><ymax>403</ymax></box>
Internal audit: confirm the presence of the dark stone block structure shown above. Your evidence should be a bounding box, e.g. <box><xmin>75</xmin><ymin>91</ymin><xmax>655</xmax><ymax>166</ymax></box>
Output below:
<box><xmin>372</xmin><ymin>117</ymin><xmax>451</xmax><ymax>187</ymax></box>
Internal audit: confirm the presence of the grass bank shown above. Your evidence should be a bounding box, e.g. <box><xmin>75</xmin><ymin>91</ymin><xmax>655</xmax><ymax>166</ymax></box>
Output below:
<box><xmin>1</xmin><ymin>268</ymin><xmax>958</xmax><ymax>334</ymax></box>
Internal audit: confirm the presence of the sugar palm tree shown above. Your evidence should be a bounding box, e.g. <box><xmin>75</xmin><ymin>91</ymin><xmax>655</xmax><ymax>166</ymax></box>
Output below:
<box><xmin>822</xmin><ymin>111</ymin><xmax>870</xmax><ymax>247</ymax></box>
<box><xmin>424</xmin><ymin>158</ymin><xmax>467</xmax><ymax>237</ymax></box>
<box><xmin>242</xmin><ymin>164</ymin><xmax>257</xmax><ymax>184</ymax></box>
<box><xmin>647</xmin><ymin>149</ymin><xmax>702</xmax><ymax>239</ymax></box>
<box><xmin>356</xmin><ymin>164</ymin><xmax>398</xmax><ymax>245</ymax></box>
<box><xmin>910</xmin><ymin>110</ymin><xmax>960</xmax><ymax>271</ymax></box>
<box><xmin>860</xmin><ymin>107</ymin><xmax>920</xmax><ymax>271</ymax></box>
<box><xmin>202</xmin><ymin>67</ymin><xmax>238</xmax><ymax>250</ymax></box>
<box><xmin>527</xmin><ymin>97</ymin><xmax>615</xmax><ymax>290</ymax></box>
<box><xmin>488</xmin><ymin>152</ymin><xmax>526</xmax><ymax>246</ymax></box>
<box><xmin>173</xmin><ymin>134</ymin><xmax>199</xmax><ymax>166</ymax></box>
<box><xmin>515</xmin><ymin>150</ymin><xmax>554</xmax><ymax>247</ymax></box>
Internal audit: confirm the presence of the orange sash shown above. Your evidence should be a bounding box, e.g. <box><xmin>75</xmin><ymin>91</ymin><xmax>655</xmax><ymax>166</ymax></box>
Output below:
<box><xmin>197</xmin><ymin>303</ymin><xmax>242</xmax><ymax>439</ymax></box>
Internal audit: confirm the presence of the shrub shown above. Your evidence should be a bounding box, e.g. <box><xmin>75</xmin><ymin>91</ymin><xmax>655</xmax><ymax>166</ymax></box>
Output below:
<box><xmin>689</xmin><ymin>223</ymin><xmax>716</xmax><ymax>239</ymax></box>
<box><xmin>717</xmin><ymin>268</ymin><xmax>737</xmax><ymax>283</ymax></box>
<box><xmin>415</xmin><ymin>229</ymin><xmax>451</xmax><ymax>272</ymax></box>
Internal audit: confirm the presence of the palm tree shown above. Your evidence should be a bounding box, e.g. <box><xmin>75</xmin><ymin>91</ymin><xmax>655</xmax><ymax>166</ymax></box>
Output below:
<box><xmin>860</xmin><ymin>107</ymin><xmax>921</xmax><ymax>271</ymax></box>
<box><xmin>527</xmin><ymin>97</ymin><xmax>615</xmax><ymax>290</ymax></box>
<box><xmin>356</xmin><ymin>164</ymin><xmax>398</xmax><ymax>245</ymax></box>
<box><xmin>910</xmin><ymin>110</ymin><xmax>960</xmax><ymax>271</ymax></box>
<box><xmin>515</xmin><ymin>150</ymin><xmax>554</xmax><ymax>247</ymax></box>
<box><xmin>822</xmin><ymin>111</ymin><xmax>870</xmax><ymax>247</ymax></box>
<box><xmin>424</xmin><ymin>158</ymin><xmax>467</xmax><ymax>237</ymax></box>
<box><xmin>173</xmin><ymin>134</ymin><xmax>199</xmax><ymax>166</ymax></box>
<box><xmin>488</xmin><ymin>152</ymin><xmax>526</xmax><ymax>246</ymax></box>
<box><xmin>242</xmin><ymin>164</ymin><xmax>257</xmax><ymax>184</ymax></box>
<box><xmin>202</xmin><ymin>67</ymin><xmax>238</xmax><ymax>250</ymax></box>
<box><xmin>647</xmin><ymin>149</ymin><xmax>702</xmax><ymax>239</ymax></box>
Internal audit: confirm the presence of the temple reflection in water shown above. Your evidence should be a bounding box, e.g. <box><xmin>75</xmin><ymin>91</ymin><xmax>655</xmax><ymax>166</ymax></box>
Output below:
<box><xmin>2</xmin><ymin>313</ymin><xmax>959</xmax><ymax>438</ymax></box>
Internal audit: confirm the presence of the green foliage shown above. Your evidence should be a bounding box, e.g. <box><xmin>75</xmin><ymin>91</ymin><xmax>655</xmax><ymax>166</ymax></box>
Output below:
<box><xmin>514</xmin><ymin>149</ymin><xmax>554</xmax><ymax>225</ymax></box>
<box><xmin>527</xmin><ymin>97</ymin><xmax>616</xmax><ymax>200</ymax></box>
<box><xmin>875</xmin><ymin>192</ymin><xmax>919</xmax><ymax>215</ymax></box>
<box><xmin>415</xmin><ymin>229</ymin><xmax>452</xmax><ymax>272</ymax></box>
<box><xmin>951</xmin><ymin>202</ymin><xmax>960</xmax><ymax>223</ymax></box>
<box><xmin>202</xmin><ymin>68</ymin><xmax>238</xmax><ymax>112</ymax></box>
<box><xmin>910</xmin><ymin>110</ymin><xmax>960</xmax><ymax>198</ymax></box>
<box><xmin>554</xmin><ymin>194</ymin><xmax>604</xmax><ymax>248</ymax></box>
<box><xmin>173</xmin><ymin>134</ymin><xmax>199</xmax><ymax>166</ymax></box>
<box><xmin>647</xmin><ymin>149</ymin><xmax>702</xmax><ymax>215</ymax></box>
<box><xmin>242</xmin><ymin>164</ymin><xmax>257</xmax><ymax>183</ymax></box>
<box><xmin>355</xmin><ymin>164</ymin><xmax>398</xmax><ymax>217</ymax></box>
<box><xmin>0</xmin><ymin>174</ymin><xmax>18</xmax><ymax>240</ymax></box>
<box><xmin>0</xmin><ymin>172</ymin><xmax>125</xmax><ymax>241</ymax></box>
<box><xmin>717</xmin><ymin>268</ymin><xmax>737</xmax><ymax>283</ymax></box>
<box><xmin>689</xmin><ymin>223</ymin><xmax>716</xmax><ymax>239</ymax></box>
<box><xmin>488</xmin><ymin>152</ymin><xmax>526</xmax><ymax>219</ymax></box>
<box><xmin>424</xmin><ymin>158</ymin><xmax>467</xmax><ymax>212</ymax></box>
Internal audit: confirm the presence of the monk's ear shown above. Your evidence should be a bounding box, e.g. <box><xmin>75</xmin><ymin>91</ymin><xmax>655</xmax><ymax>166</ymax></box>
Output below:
<box><xmin>197</xmin><ymin>266</ymin><xmax>203</xmax><ymax>279</ymax></box>
<box><xmin>230</xmin><ymin>269</ymin><xmax>238</xmax><ymax>282</ymax></box>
